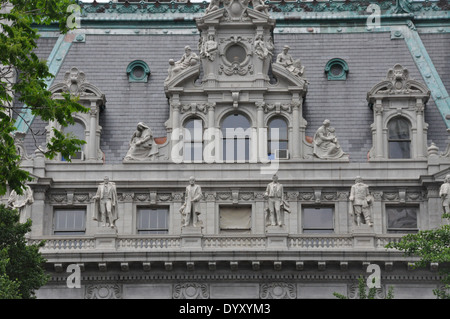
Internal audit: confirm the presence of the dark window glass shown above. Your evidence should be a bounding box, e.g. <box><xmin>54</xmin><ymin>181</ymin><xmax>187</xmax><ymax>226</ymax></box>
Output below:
<box><xmin>388</xmin><ymin>117</ymin><xmax>411</xmax><ymax>159</ymax></box>
<box><xmin>225</xmin><ymin>44</ymin><xmax>246</xmax><ymax>64</ymax></box>
<box><xmin>221</xmin><ymin>114</ymin><xmax>251</xmax><ymax>162</ymax></box>
<box><xmin>386</xmin><ymin>206</ymin><xmax>418</xmax><ymax>233</ymax></box>
<box><xmin>268</xmin><ymin>117</ymin><xmax>288</xmax><ymax>159</ymax></box>
<box><xmin>302</xmin><ymin>207</ymin><xmax>334</xmax><ymax>233</ymax></box>
<box><xmin>184</xmin><ymin>118</ymin><xmax>203</xmax><ymax>162</ymax></box>
<box><xmin>137</xmin><ymin>207</ymin><xmax>169</xmax><ymax>234</ymax></box>
<box><xmin>54</xmin><ymin>208</ymin><xmax>86</xmax><ymax>235</ymax></box>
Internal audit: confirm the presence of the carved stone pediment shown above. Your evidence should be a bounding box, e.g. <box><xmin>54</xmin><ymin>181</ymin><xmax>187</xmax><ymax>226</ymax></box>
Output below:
<box><xmin>367</xmin><ymin>64</ymin><xmax>430</xmax><ymax>101</ymax></box>
<box><xmin>271</xmin><ymin>62</ymin><xmax>308</xmax><ymax>91</ymax></box>
<box><xmin>49</xmin><ymin>67</ymin><xmax>105</xmax><ymax>105</ymax></box>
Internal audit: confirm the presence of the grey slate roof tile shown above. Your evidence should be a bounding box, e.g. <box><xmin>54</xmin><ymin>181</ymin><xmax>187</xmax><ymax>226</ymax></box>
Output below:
<box><xmin>21</xmin><ymin>31</ymin><xmax>449</xmax><ymax>163</ymax></box>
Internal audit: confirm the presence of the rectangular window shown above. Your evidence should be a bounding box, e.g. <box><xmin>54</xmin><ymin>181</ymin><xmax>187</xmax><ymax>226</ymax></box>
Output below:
<box><xmin>302</xmin><ymin>206</ymin><xmax>334</xmax><ymax>233</ymax></box>
<box><xmin>386</xmin><ymin>205</ymin><xmax>418</xmax><ymax>233</ymax></box>
<box><xmin>219</xmin><ymin>205</ymin><xmax>251</xmax><ymax>233</ymax></box>
<box><xmin>137</xmin><ymin>207</ymin><xmax>169</xmax><ymax>234</ymax></box>
<box><xmin>54</xmin><ymin>208</ymin><xmax>86</xmax><ymax>235</ymax></box>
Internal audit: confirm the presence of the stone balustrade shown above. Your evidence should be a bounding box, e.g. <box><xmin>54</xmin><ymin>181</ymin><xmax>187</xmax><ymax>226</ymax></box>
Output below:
<box><xmin>27</xmin><ymin>233</ymin><xmax>405</xmax><ymax>253</ymax></box>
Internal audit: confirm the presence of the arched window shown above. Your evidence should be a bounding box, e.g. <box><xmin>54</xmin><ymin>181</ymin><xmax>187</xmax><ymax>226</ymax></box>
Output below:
<box><xmin>61</xmin><ymin>120</ymin><xmax>86</xmax><ymax>161</ymax></box>
<box><xmin>221</xmin><ymin>113</ymin><xmax>251</xmax><ymax>162</ymax></box>
<box><xmin>268</xmin><ymin>117</ymin><xmax>288</xmax><ymax>159</ymax></box>
<box><xmin>184</xmin><ymin>118</ymin><xmax>203</xmax><ymax>162</ymax></box>
<box><xmin>388</xmin><ymin>117</ymin><xmax>411</xmax><ymax>159</ymax></box>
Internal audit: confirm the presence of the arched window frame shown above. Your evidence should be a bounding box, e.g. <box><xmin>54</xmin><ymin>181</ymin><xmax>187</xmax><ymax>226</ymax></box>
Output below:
<box><xmin>220</xmin><ymin>112</ymin><xmax>252</xmax><ymax>162</ymax></box>
<box><xmin>183</xmin><ymin>117</ymin><xmax>204</xmax><ymax>163</ymax></box>
<box><xmin>387</xmin><ymin>116</ymin><xmax>412</xmax><ymax>159</ymax></box>
<box><xmin>267</xmin><ymin>116</ymin><xmax>289</xmax><ymax>160</ymax></box>
<box><xmin>61</xmin><ymin>118</ymin><xmax>87</xmax><ymax>161</ymax></box>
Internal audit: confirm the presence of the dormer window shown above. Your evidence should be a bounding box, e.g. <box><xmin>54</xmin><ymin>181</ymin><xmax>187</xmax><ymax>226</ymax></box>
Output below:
<box><xmin>324</xmin><ymin>58</ymin><xmax>349</xmax><ymax>81</ymax></box>
<box><xmin>127</xmin><ymin>60</ymin><xmax>151</xmax><ymax>83</ymax></box>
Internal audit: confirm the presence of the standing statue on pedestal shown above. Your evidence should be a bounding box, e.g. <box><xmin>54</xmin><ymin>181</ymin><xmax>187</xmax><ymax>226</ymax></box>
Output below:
<box><xmin>93</xmin><ymin>176</ymin><xmax>119</xmax><ymax>229</ymax></box>
<box><xmin>264</xmin><ymin>175</ymin><xmax>290</xmax><ymax>227</ymax></box>
<box><xmin>349</xmin><ymin>176</ymin><xmax>374</xmax><ymax>227</ymax></box>
<box><xmin>7</xmin><ymin>184</ymin><xmax>34</xmax><ymax>223</ymax></box>
<box><xmin>124</xmin><ymin>122</ymin><xmax>158</xmax><ymax>161</ymax></box>
<box><xmin>179</xmin><ymin>176</ymin><xmax>203</xmax><ymax>228</ymax></box>
<box><xmin>440</xmin><ymin>174</ymin><xmax>450</xmax><ymax>216</ymax></box>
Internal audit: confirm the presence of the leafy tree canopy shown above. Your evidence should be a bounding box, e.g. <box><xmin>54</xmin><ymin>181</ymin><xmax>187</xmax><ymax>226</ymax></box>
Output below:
<box><xmin>1</xmin><ymin>0</ymin><xmax>87</xmax><ymax>196</ymax></box>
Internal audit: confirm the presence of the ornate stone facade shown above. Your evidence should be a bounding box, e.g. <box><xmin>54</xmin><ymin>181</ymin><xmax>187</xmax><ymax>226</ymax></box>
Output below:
<box><xmin>7</xmin><ymin>0</ymin><xmax>450</xmax><ymax>299</ymax></box>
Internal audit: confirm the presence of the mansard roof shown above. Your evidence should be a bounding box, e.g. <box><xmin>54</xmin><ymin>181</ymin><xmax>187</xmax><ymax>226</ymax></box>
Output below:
<box><xmin>21</xmin><ymin>0</ymin><xmax>450</xmax><ymax>163</ymax></box>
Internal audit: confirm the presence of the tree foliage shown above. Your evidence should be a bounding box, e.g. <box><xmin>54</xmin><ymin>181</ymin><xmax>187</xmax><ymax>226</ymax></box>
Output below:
<box><xmin>333</xmin><ymin>275</ymin><xmax>394</xmax><ymax>299</ymax></box>
<box><xmin>0</xmin><ymin>0</ymin><xmax>87</xmax><ymax>196</ymax></box>
<box><xmin>386</xmin><ymin>215</ymin><xmax>450</xmax><ymax>298</ymax></box>
<box><xmin>0</xmin><ymin>204</ymin><xmax>49</xmax><ymax>298</ymax></box>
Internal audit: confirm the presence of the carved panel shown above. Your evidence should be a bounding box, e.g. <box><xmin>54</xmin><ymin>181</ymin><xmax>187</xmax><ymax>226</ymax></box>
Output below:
<box><xmin>85</xmin><ymin>284</ymin><xmax>122</xmax><ymax>299</ymax></box>
<box><xmin>173</xmin><ymin>283</ymin><xmax>209</xmax><ymax>299</ymax></box>
<box><xmin>260</xmin><ymin>283</ymin><xmax>296</xmax><ymax>299</ymax></box>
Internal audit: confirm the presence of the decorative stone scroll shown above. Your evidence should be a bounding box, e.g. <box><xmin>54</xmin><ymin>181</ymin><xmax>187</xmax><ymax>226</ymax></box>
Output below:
<box><xmin>7</xmin><ymin>184</ymin><xmax>34</xmax><ymax>223</ymax></box>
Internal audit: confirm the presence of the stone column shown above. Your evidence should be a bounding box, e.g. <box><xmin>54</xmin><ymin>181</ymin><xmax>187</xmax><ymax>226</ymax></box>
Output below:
<box><xmin>292</xmin><ymin>101</ymin><xmax>301</xmax><ymax>159</ymax></box>
<box><xmin>374</xmin><ymin>100</ymin><xmax>384</xmax><ymax>158</ymax></box>
<box><xmin>256</xmin><ymin>102</ymin><xmax>266</xmax><ymax>163</ymax></box>
<box><xmin>29</xmin><ymin>185</ymin><xmax>48</xmax><ymax>237</ymax></box>
<box><xmin>415</xmin><ymin>99</ymin><xmax>425</xmax><ymax>158</ymax></box>
<box><xmin>88</xmin><ymin>103</ymin><xmax>98</xmax><ymax>160</ymax></box>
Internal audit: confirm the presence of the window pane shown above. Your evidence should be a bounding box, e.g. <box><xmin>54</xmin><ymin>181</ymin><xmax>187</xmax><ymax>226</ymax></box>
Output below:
<box><xmin>63</xmin><ymin>121</ymin><xmax>85</xmax><ymax>140</ymax></box>
<box><xmin>388</xmin><ymin>118</ymin><xmax>410</xmax><ymax>140</ymax></box>
<box><xmin>54</xmin><ymin>209</ymin><xmax>86</xmax><ymax>235</ymax></box>
<box><xmin>221</xmin><ymin>114</ymin><xmax>251</xmax><ymax>161</ymax></box>
<box><xmin>137</xmin><ymin>208</ymin><xmax>169</xmax><ymax>234</ymax></box>
<box><xmin>303</xmin><ymin>207</ymin><xmax>334</xmax><ymax>232</ymax></box>
<box><xmin>387</xmin><ymin>206</ymin><xmax>418</xmax><ymax>233</ymax></box>
<box><xmin>184</xmin><ymin>119</ymin><xmax>203</xmax><ymax>143</ymax></box>
<box><xmin>225</xmin><ymin>44</ymin><xmax>246</xmax><ymax>64</ymax></box>
<box><xmin>268</xmin><ymin>118</ymin><xmax>288</xmax><ymax>140</ymax></box>
<box><xmin>389</xmin><ymin>141</ymin><xmax>410</xmax><ymax>159</ymax></box>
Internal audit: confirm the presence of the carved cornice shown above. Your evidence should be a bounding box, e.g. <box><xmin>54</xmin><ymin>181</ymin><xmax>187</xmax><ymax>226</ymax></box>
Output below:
<box><xmin>79</xmin><ymin>1</ymin><xmax>449</xmax><ymax>18</ymax></box>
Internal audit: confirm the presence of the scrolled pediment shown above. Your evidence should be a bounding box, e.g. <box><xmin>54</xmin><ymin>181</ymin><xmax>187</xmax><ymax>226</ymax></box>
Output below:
<box><xmin>49</xmin><ymin>67</ymin><xmax>106</xmax><ymax>106</ymax></box>
<box><xmin>367</xmin><ymin>64</ymin><xmax>430</xmax><ymax>102</ymax></box>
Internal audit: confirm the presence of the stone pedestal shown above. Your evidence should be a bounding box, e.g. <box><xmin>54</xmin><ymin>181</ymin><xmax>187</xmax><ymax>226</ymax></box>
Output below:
<box><xmin>266</xmin><ymin>225</ymin><xmax>288</xmax><ymax>249</ymax></box>
<box><xmin>181</xmin><ymin>226</ymin><xmax>203</xmax><ymax>249</ymax></box>
<box><xmin>94</xmin><ymin>227</ymin><xmax>118</xmax><ymax>250</ymax></box>
<box><xmin>352</xmin><ymin>224</ymin><xmax>375</xmax><ymax>249</ymax></box>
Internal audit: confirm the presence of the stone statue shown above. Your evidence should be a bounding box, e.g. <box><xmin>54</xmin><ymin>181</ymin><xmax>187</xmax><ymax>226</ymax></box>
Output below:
<box><xmin>179</xmin><ymin>176</ymin><xmax>203</xmax><ymax>228</ymax></box>
<box><xmin>276</xmin><ymin>45</ymin><xmax>304</xmax><ymax>77</ymax></box>
<box><xmin>313</xmin><ymin>119</ymin><xmax>346</xmax><ymax>159</ymax></box>
<box><xmin>167</xmin><ymin>46</ymin><xmax>200</xmax><ymax>80</ymax></box>
<box><xmin>254</xmin><ymin>34</ymin><xmax>272</xmax><ymax>60</ymax></box>
<box><xmin>264</xmin><ymin>175</ymin><xmax>290</xmax><ymax>227</ymax></box>
<box><xmin>205</xmin><ymin>0</ymin><xmax>221</xmax><ymax>14</ymax></box>
<box><xmin>202</xmin><ymin>35</ymin><xmax>218</xmax><ymax>62</ymax></box>
<box><xmin>124</xmin><ymin>122</ymin><xmax>158</xmax><ymax>161</ymax></box>
<box><xmin>440</xmin><ymin>174</ymin><xmax>450</xmax><ymax>215</ymax></box>
<box><xmin>251</xmin><ymin>0</ymin><xmax>269</xmax><ymax>14</ymax></box>
<box><xmin>7</xmin><ymin>184</ymin><xmax>34</xmax><ymax>223</ymax></box>
<box><xmin>92</xmin><ymin>176</ymin><xmax>119</xmax><ymax>229</ymax></box>
<box><xmin>349</xmin><ymin>176</ymin><xmax>374</xmax><ymax>227</ymax></box>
